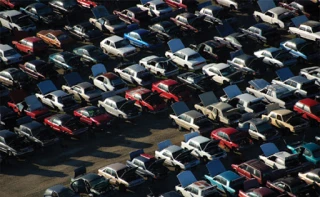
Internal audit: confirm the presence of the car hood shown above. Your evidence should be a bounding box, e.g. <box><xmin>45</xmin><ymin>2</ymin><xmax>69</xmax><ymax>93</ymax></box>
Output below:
<box><xmin>174</xmin><ymin>149</ymin><xmax>193</xmax><ymax>160</ymax></box>
<box><xmin>226</xmin><ymin>71</ymin><xmax>243</xmax><ymax>81</ymax></box>
<box><xmin>5</xmin><ymin>53</ymin><xmax>22</xmax><ymax>60</ymax></box>
<box><xmin>120</xmin><ymin>167</ymin><xmax>137</xmax><ymax>178</ymax></box>
<box><xmin>119</xmin><ymin>100</ymin><xmax>136</xmax><ymax>110</ymax></box>
<box><xmin>120</xmin><ymin>45</ymin><xmax>136</xmax><ymax>53</ymax></box>
<box><xmin>92</xmin><ymin>114</ymin><xmax>111</xmax><ymax>123</ymax></box>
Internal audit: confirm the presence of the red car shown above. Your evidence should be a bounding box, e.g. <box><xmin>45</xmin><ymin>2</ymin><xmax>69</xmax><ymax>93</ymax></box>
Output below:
<box><xmin>12</xmin><ymin>37</ymin><xmax>48</xmax><ymax>54</ymax></box>
<box><xmin>113</xmin><ymin>7</ymin><xmax>149</xmax><ymax>26</ymax></box>
<box><xmin>293</xmin><ymin>98</ymin><xmax>320</xmax><ymax>125</ymax></box>
<box><xmin>19</xmin><ymin>60</ymin><xmax>58</xmax><ymax>81</ymax></box>
<box><xmin>44</xmin><ymin>114</ymin><xmax>88</xmax><ymax>136</ymax></box>
<box><xmin>125</xmin><ymin>87</ymin><xmax>167</xmax><ymax>113</ymax></box>
<box><xmin>239</xmin><ymin>186</ymin><xmax>281</xmax><ymax>197</ymax></box>
<box><xmin>77</xmin><ymin>0</ymin><xmax>98</xmax><ymax>8</ymax></box>
<box><xmin>164</xmin><ymin>0</ymin><xmax>198</xmax><ymax>11</ymax></box>
<box><xmin>73</xmin><ymin>106</ymin><xmax>113</xmax><ymax>129</ymax></box>
<box><xmin>151</xmin><ymin>79</ymin><xmax>190</xmax><ymax>104</ymax></box>
<box><xmin>0</xmin><ymin>0</ymin><xmax>27</xmax><ymax>9</ymax></box>
<box><xmin>7</xmin><ymin>90</ymin><xmax>51</xmax><ymax>120</ymax></box>
<box><xmin>210</xmin><ymin>127</ymin><xmax>253</xmax><ymax>152</ymax></box>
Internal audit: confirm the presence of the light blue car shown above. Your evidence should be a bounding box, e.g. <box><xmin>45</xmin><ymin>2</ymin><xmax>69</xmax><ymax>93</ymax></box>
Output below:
<box><xmin>280</xmin><ymin>38</ymin><xmax>319</xmax><ymax>62</ymax></box>
<box><xmin>124</xmin><ymin>28</ymin><xmax>162</xmax><ymax>50</ymax></box>
<box><xmin>287</xmin><ymin>142</ymin><xmax>320</xmax><ymax>165</ymax></box>
<box><xmin>204</xmin><ymin>159</ymin><xmax>245</xmax><ymax>196</ymax></box>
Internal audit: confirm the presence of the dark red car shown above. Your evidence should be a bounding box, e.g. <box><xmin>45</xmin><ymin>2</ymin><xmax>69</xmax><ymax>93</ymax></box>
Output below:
<box><xmin>170</xmin><ymin>12</ymin><xmax>205</xmax><ymax>33</ymax></box>
<box><xmin>0</xmin><ymin>0</ymin><xmax>27</xmax><ymax>9</ymax></box>
<box><xmin>125</xmin><ymin>87</ymin><xmax>167</xmax><ymax>113</ymax></box>
<box><xmin>19</xmin><ymin>60</ymin><xmax>58</xmax><ymax>81</ymax></box>
<box><xmin>113</xmin><ymin>7</ymin><xmax>149</xmax><ymax>26</ymax></box>
<box><xmin>77</xmin><ymin>0</ymin><xmax>98</xmax><ymax>8</ymax></box>
<box><xmin>73</xmin><ymin>106</ymin><xmax>113</xmax><ymax>130</ymax></box>
<box><xmin>44</xmin><ymin>114</ymin><xmax>88</xmax><ymax>136</ymax></box>
<box><xmin>7</xmin><ymin>90</ymin><xmax>51</xmax><ymax>120</ymax></box>
<box><xmin>12</xmin><ymin>37</ymin><xmax>48</xmax><ymax>54</ymax></box>
<box><xmin>231</xmin><ymin>159</ymin><xmax>286</xmax><ymax>185</ymax></box>
<box><xmin>151</xmin><ymin>79</ymin><xmax>190</xmax><ymax>104</ymax></box>
<box><xmin>164</xmin><ymin>0</ymin><xmax>198</xmax><ymax>11</ymax></box>
<box><xmin>210</xmin><ymin>127</ymin><xmax>253</xmax><ymax>152</ymax></box>
<box><xmin>293</xmin><ymin>98</ymin><xmax>320</xmax><ymax>125</ymax></box>
<box><xmin>239</xmin><ymin>186</ymin><xmax>283</xmax><ymax>197</ymax></box>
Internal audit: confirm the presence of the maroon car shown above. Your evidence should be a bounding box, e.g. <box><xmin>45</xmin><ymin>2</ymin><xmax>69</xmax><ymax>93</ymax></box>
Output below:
<box><xmin>113</xmin><ymin>7</ymin><xmax>149</xmax><ymax>27</ymax></box>
<box><xmin>170</xmin><ymin>12</ymin><xmax>205</xmax><ymax>33</ymax></box>
<box><xmin>73</xmin><ymin>106</ymin><xmax>113</xmax><ymax>130</ymax></box>
<box><xmin>44</xmin><ymin>114</ymin><xmax>88</xmax><ymax>137</ymax></box>
<box><xmin>239</xmin><ymin>179</ymin><xmax>285</xmax><ymax>197</ymax></box>
<box><xmin>19</xmin><ymin>60</ymin><xmax>58</xmax><ymax>81</ymax></box>
<box><xmin>0</xmin><ymin>0</ymin><xmax>28</xmax><ymax>9</ymax></box>
<box><xmin>12</xmin><ymin>37</ymin><xmax>48</xmax><ymax>54</ymax></box>
<box><xmin>164</xmin><ymin>0</ymin><xmax>198</xmax><ymax>12</ymax></box>
<box><xmin>293</xmin><ymin>98</ymin><xmax>320</xmax><ymax>125</ymax></box>
<box><xmin>125</xmin><ymin>87</ymin><xmax>167</xmax><ymax>113</ymax></box>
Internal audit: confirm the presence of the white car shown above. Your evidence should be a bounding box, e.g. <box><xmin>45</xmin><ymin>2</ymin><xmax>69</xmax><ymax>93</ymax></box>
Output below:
<box><xmin>215</xmin><ymin>0</ymin><xmax>249</xmax><ymax>10</ymax></box>
<box><xmin>300</xmin><ymin>66</ymin><xmax>320</xmax><ymax>86</ymax></box>
<box><xmin>165</xmin><ymin>39</ymin><xmax>206</xmax><ymax>71</ymax></box>
<box><xmin>180</xmin><ymin>132</ymin><xmax>226</xmax><ymax>163</ymax></box>
<box><xmin>202</xmin><ymin>63</ymin><xmax>244</xmax><ymax>85</ymax></box>
<box><xmin>0</xmin><ymin>44</ymin><xmax>22</xmax><ymax>66</ymax></box>
<box><xmin>89</xmin><ymin>64</ymin><xmax>128</xmax><ymax>94</ymax></box>
<box><xmin>289</xmin><ymin>20</ymin><xmax>320</xmax><ymax>44</ymax></box>
<box><xmin>254</xmin><ymin>47</ymin><xmax>297</xmax><ymax>68</ymax></box>
<box><xmin>100</xmin><ymin>35</ymin><xmax>137</xmax><ymax>58</ymax></box>
<box><xmin>137</xmin><ymin>0</ymin><xmax>172</xmax><ymax>17</ymax></box>
<box><xmin>0</xmin><ymin>10</ymin><xmax>36</xmax><ymax>32</ymax></box>
<box><xmin>114</xmin><ymin>64</ymin><xmax>154</xmax><ymax>86</ymax></box>
<box><xmin>175</xmin><ymin>171</ymin><xmax>219</xmax><ymax>197</ymax></box>
<box><xmin>139</xmin><ymin>55</ymin><xmax>179</xmax><ymax>77</ymax></box>
<box><xmin>155</xmin><ymin>139</ymin><xmax>200</xmax><ymax>172</ymax></box>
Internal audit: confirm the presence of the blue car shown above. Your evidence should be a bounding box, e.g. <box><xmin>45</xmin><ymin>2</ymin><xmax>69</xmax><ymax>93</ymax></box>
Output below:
<box><xmin>287</xmin><ymin>142</ymin><xmax>320</xmax><ymax>165</ymax></box>
<box><xmin>204</xmin><ymin>159</ymin><xmax>245</xmax><ymax>196</ymax></box>
<box><xmin>124</xmin><ymin>28</ymin><xmax>162</xmax><ymax>50</ymax></box>
<box><xmin>280</xmin><ymin>38</ymin><xmax>319</xmax><ymax>62</ymax></box>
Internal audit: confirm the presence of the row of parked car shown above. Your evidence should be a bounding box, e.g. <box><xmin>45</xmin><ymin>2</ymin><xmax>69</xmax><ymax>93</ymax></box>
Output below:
<box><xmin>0</xmin><ymin>0</ymin><xmax>319</xmax><ymax>196</ymax></box>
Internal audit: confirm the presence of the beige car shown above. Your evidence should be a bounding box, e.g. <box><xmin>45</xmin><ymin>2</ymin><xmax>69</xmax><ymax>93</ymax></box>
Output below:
<box><xmin>298</xmin><ymin>168</ymin><xmax>320</xmax><ymax>187</ymax></box>
<box><xmin>98</xmin><ymin>163</ymin><xmax>144</xmax><ymax>192</ymax></box>
<box><xmin>261</xmin><ymin>109</ymin><xmax>309</xmax><ymax>134</ymax></box>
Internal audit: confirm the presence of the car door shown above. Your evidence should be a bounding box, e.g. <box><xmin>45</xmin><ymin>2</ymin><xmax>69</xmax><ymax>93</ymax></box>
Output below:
<box><xmin>0</xmin><ymin>72</ymin><xmax>10</xmax><ymax>86</ymax></box>
<box><xmin>237</xmin><ymin>164</ymin><xmax>251</xmax><ymax>178</ymax></box>
<box><xmin>264</xmin><ymin>11</ymin><xmax>274</xmax><ymax>24</ymax></box>
<box><xmin>79</xmin><ymin>110</ymin><xmax>92</xmax><ymax>125</ymax></box>
<box><xmin>119</xmin><ymin>10</ymin><xmax>129</xmax><ymax>23</ymax></box>
<box><xmin>50</xmin><ymin>117</ymin><xmax>62</xmax><ymax>132</ymax></box>
<box><xmin>25</xmin><ymin>63</ymin><xmax>38</xmax><ymax>79</ymax></box>
<box><xmin>209</xmin><ymin>68</ymin><xmax>223</xmax><ymax>84</ymax></box>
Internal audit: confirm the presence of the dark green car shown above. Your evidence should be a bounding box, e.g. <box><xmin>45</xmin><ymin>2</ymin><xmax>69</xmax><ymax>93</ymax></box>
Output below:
<box><xmin>73</xmin><ymin>45</ymin><xmax>108</xmax><ymax>65</ymax></box>
<box><xmin>48</xmin><ymin>51</ymin><xmax>82</xmax><ymax>73</ymax></box>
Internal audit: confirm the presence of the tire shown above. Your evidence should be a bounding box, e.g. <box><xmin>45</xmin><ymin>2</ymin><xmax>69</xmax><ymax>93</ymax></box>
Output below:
<box><xmin>184</xmin><ymin>65</ymin><xmax>188</xmax><ymax>70</ymax></box>
<box><xmin>118</xmin><ymin>114</ymin><xmax>123</xmax><ymax>119</ymax></box>
<box><xmin>201</xmin><ymin>156</ymin><xmax>209</xmax><ymax>164</ymax></box>
<box><xmin>171</xmin><ymin>119</ymin><xmax>177</xmax><ymax>127</ymax></box>
<box><xmin>190</xmin><ymin>128</ymin><xmax>195</xmax><ymax>132</ymax></box>
<box><xmin>174</xmin><ymin>166</ymin><xmax>181</xmax><ymax>173</ymax></box>
<box><xmin>255</xmin><ymin>16</ymin><xmax>262</xmax><ymax>22</ymax></box>
<box><xmin>230</xmin><ymin>5</ymin><xmax>236</xmax><ymax>10</ymax></box>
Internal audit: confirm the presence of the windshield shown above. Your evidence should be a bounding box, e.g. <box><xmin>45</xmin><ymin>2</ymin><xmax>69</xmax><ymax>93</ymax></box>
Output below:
<box><xmin>220</xmin><ymin>66</ymin><xmax>236</xmax><ymax>76</ymax></box>
<box><xmin>188</xmin><ymin>53</ymin><xmax>200</xmax><ymax>60</ymax></box>
<box><xmin>87</xmin><ymin>108</ymin><xmax>104</xmax><ymax>117</ymax></box>
<box><xmin>37</xmin><ymin>6</ymin><xmax>53</xmax><ymax>15</ymax></box>
<box><xmin>4</xmin><ymin>49</ymin><xmax>17</xmax><ymax>56</ymax></box>
<box><xmin>310</xmin><ymin>104</ymin><xmax>320</xmax><ymax>116</ymax></box>
<box><xmin>84</xmin><ymin>86</ymin><xmax>98</xmax><ymax>94</ymax></box>
<box><xmin>114</xmin><ymin>39</ymin><xmax>130</xmax><ymax>48</ymax></box>
<box><xmin>57</xmin><ymin>34</ymin><xmax>69</xmax><ymax>41</ymax></box>
<box><xmin>110</xmin><ymin>78</ymin><xmax>124</xmax><ymax>86</ymax></box>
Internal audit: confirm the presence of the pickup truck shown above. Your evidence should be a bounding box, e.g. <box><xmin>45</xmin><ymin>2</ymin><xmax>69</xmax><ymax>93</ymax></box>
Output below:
<box><xmin>253</xmin><ymin>7</ymin><xmax>296</xmax><ymax>28</ymax></box>
<box><xmin>288</xmin><ymin>20</ymin><xmax>320</xmax><ymax>45</ymax></box>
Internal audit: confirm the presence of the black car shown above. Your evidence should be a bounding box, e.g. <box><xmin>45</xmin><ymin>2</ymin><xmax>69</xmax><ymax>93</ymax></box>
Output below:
<box><xmin>177</xmin><ymin>72</ymin><xmax>217</xmax><ymax>93</ymax></box>
<box><xmin>64</xmin><ymin>22</ymin><xmax>104</xmax><ymax>42</ymax></box>
<box><xmin>70</xmin><ymin>166</ymin><xmax>116</xmax><ymax>196</ymax></box>
<box><xmin>0</xmin><ymin>68</ymin><xmax>29</xmax><ymax>89</ymax></box>
<box><xmin>73</xmin><ymin>45</ymin><xmax>108</xmax><ymax>65</ymax></box>
<box><xmin>19</xmin><ymin>59</ymin><xmax>59</xmax><ymax>80</ymax></box>
<box><xmin>43</xmin><ymin>184</ymin><xmax>79</xmax><ymax>197</ymax></box>
<box><xmin>20</xmin><ymin>3</ymin><xmax>62</xmax><ymax>25</ymax></box>
<box><xmin>239</xmin><ymin>23</ymin><xmax>280</xmax><ymax>45</ymax></box>
<box><xmin>48</xmin><ymin>0</ymin><xmax>80</xmax><ymax>15</ymax></box>
<box><xmin>227</xmin><ymin>54</ymin><xmax>268</xmax><ymax>77</ymax></box>
<box><xmin>0</xmin><ymin>106</ymin><xmax>17</xmax><ymax>129</ymax></box>
<box><xmin>0</xmin><ymin>130</ymin><xmax>34</xmax><ymax>157</ymax></box>
<box><xmin>148</xmin><ymin>21</ymin><xmax>181</xmax><ymax>41</ymax></box>
<box><xmin>0</xmin><ymin>84</ymin><xmax>9</xmax><ymax>105</ymax></box>
<box><xmin>14</xmin><ymin>117</ymin><xmax>59</xmax><ymax>148</ymax></box>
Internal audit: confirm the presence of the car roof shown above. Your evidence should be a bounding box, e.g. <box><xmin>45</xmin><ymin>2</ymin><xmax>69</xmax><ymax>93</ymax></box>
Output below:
<box><xmin>179</xmin><ymin>48</ymin><xmax>197</xmax><ymax>56</ymax></box>
<box><xmin>213</xmin><ymin>102</ymin><xmax>232</xmax><ymax>111</ymax></box>
<box><xmin>159</xmin><ymin>79</ymin><xmax>178</xmax><ymax>86</ymax></box>
<box><xmin>107</xmin><ymin>163</ymin><xmax>127</xmax><ymax>171</ymax></box>
<box><xmin>107</xmin><ymin>95</ymin><xmax>126</xmax><ymax>102</ymax></box>
<box><xmin>127</xmin><ymin>87</ymin><xmax>150</xmax><ymax>95</ymax></box>
<box><xmin>273</xmin><ymin>151</ymin><xmax>292</xmax><ymax>159</ymax></box>
<box><xmin>0</xmin><ymin>10</ymin><xmax>22</xmax><ymax>17</ymax></box>
<box><xmin>165</xmin><ymin>145</ymin><xmax>181</xmax><ymax>153</ymax></box>
<box><xmin>131</xmin><ymin>28</ymin><xmax>150</xmax><ymax>35</ymax></box>
<box><xmin>184</xmin><ymin>110</ymin><xmax>204</xmax><ymax>119</ymax></box>
<box><xmin>23</xmin><ymin>36</ymin><xmax>42</xmax><ymax>43</ymax></box>
<box><xmin>219</xmin><ymin>171</ymin><xmax>240</xmax><ymax>180</ymax></box>
<box><xmin>79</xmin><ymin>106</ymin><xmax>99</xmax><ymax>111</ymax></box>
<box><xmin>106</xmin><ymin>35</ymin><xmax>123</xmax><ymax>42</ymax></box>
<box><xmin>253</xmin><ymin>187</ymin><xmax>276</xmax><ymax>196</ymax></box>
<box><xmin>149</xmin><ymin>0</ymin><xmax>166</xmax><ymax>5</ymax></box>
<box><xmin>245</xmin><ymin>159</ymin><xmax>272</xmax><ymax>172</ymax></box>
<box><xmin>80</xmin><ymin>173</ymin><xmax>101</xmax><ymax>182</ymax></box>
<box><xmin>190</xmin><ymin>136</ymin><xmax>210</xmax><ymax>144</ymax></box>
<box><xmin>127</xmin><ymin>64</ymin><xmax>145</xmax><ymax>72</ymax></box>
<box><xmin>302</xmin><ymin>20</ymin><xmax>320</xmax><ymax>27</ymax></box>
<box><xmin>211</xmin><ymin>63</ymin><xmax>229</xmax><ymax>70</ymax></box>
<box><xmin>76</xmin><ymin>82</ymin><xmax>93</xmax><ymax>89</ymax></box>
<box><xmin>0</xmin><ymin>44</ymin><xmax>13</xmax><ymax>51</ymax></box>
<box><xmin>50</xmin><ymin>90</ymin><xmax>68</xmax><ymax>97</ymax></box>
<box><xmin>269</xmin><ymin>7</ymin><xmax>288</xmax><ymax>14</ymax></box>
<box><xmin>297</xmin><ymin>98</ymin><xmax>319</xmax><ymax>107</ymax></box>
<box><xmin>271</xmin><ymin>109</ymin><xmax>292</xmax><ymax>115</ymax></box>
<box><xmin>236</xmin><ymin>93</ymin><xmax>257</xmax><ymax>102</ymax></box>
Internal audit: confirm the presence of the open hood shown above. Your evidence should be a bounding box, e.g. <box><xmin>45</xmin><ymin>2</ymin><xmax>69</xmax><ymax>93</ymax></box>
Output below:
<box><xmin>175</xmin><ymin>149</ymin><xmax>193</xmax><ymax>160</ymax></box>
<box><xmin>257</xmin><ymin>0</ymin><xmax>276</xmax><ymax>13</ymax></box>
<box><xmin>260</xmin><ymin>143</ymin><xmax>279</xmax><ymax>157</ymax></box>
<box><xmin>37</xmin><ymin>80</ymin><xmax>57</xmax><ymax>95</ymax></box>
<box><xmin>25</xmin><ymin>95</ymin><xmax>43</xmax><ymax>111</ymax></box>
<box><xmin>91</xmin><ymin>5</ymin><xmax>110</xmax><ymax>19</ymax></box>
<box><xmin>223</xmin><ymin>85</ymin><xmax>242</xmax><ymax>99</ymax></box>
<box><xmin>91</xmin><ymin>63</ymin><xmax>107</xmax><ymax>77</ymax></box>
<box><xmin>9</xmin><ymin>90</ymin><xmax>27</xmax><ymax>104</ymax></box>
<box><xmin>120</xmin><ymin>167</ymin><xmax>138</xmax><ymax>178</ymax></box>
<box><xmin>291</xmin><ymin>15</ymin><xmax>308</xmax><ymax>27</ymax></box>
<box><xmin>158</xmin><ymin>139</ymin><xmax>172</xmax><ymax>151</ymax></box>
<box><xmin>129</xmin><ymin>149</ymin><xmax>144</xmax><ymax>160</ymax></box>
<box><xmin>206</xmin><ymin>159</ymin><xmax>226</xmax><ymax>177</ymax></box>
<box><xmin>64</xmin><ymin>72</ymin><xmax>83</xmax><ymax>87</ymax></box>
<box><xmin>249</xmin><ymin>79</ymin><xmax>270</xmax><ymax>91</ymax></box>
<box><xmin>140</xmin><ymin>0</ymin><xmax>151</xmax><ymax>4</ymax></box>
<box><xmin>171</xmin><ymin>101</ymin><xmax>189</xmax><ymax>116</ymax></box>
<box><xmin>199</xmin><ymin>91</ymin><xmax>218</xmax><ymax>106</ymax></box>
<box><xmin>148</xmin><ymin>158</ymin><xmax>165</xmax><ymax>170</ymax></box>
<box><xmin>167</xmin><ymin>38</ymin><xmax>184</xmax><ymax>53</ymax></box>
<box><xmin>177</xmin><ymin>171</ymin><xmax>197</xmax><ymax>188</ymax></box>
<box><xmin>276</xmin><ymin>67</ymin><xmax>294</xmax><ymax>82</ymax></box>
<box><xmin>16</xmin><ymin>116</ymin><xmax>32</xmax><ymax>126</ymax></box>
<box><xmin>184</xmin><ymin>132</ymin><xmax>199</xmax><ymax>142</ymax></box>
<box><xmin>216</xmin><ymin>21</ymin><xmax>234</xmax><ymax>37</ymax></box>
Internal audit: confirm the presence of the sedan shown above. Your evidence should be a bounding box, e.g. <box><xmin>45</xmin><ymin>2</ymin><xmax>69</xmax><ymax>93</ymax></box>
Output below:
<box><xmin>37</xmin><ymin>29</ymin><xmax>74</xmax><ymax>48</ymax></box>
<box><xmin>73</xmin><ymin>45</ymin><xmax>108</xmax><ymax>65</ymax></box>
<box><xmin>124</xmin><ymin>28</ymin><xmax>162</xmax><ymax>50</ymax></box>
<box><xmin>0</xmin><ymin>68</ymin><xmax>29</xmax><ymax>89</ymax></box>
<box><xmin>12</xmin><ymin>36</ymin><xmax>48</xmax><ymax>54</ymax></box>
<box><xmin>280</xmin><ymin>38</ymin><xmax>319</xmax><ymax>62</ymax></box>
<box><xmin>48</xmin><ymin>52</ymin><xmax>82</xmax><ymax>73</ymax></box>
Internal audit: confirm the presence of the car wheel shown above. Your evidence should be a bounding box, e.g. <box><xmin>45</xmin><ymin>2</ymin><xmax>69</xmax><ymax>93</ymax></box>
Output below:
<box><xmin>230</xmin><ymin>5</ymin><xmax>236</xmax><ymax>10</ymax></box>
<box><xmin>201</xmin><ymin>156</ymin><xmax>209</xmax><ymax>164</ymax></box>
<box><xmin>190</xmin><ymin>128</ymin><xmax>195</xmax><ymax>132</ymax></box>
<box><xmin>184</xmin><ymin>65</ymin><xmax>188</xmax><ymax>70</ymax></box>
<box><xmin>174</xmin><ymin>166</ymin><xmax>181</xmax><ymax>173</ymax></box>
<box><xmin>316</xmin><ymin>39</ymin><xmax>320</xmax><ymax>47</ymax></box>
<box><xmin>118</xmin><ymin>114</ymin><xmax>123</xmax><ymax>119</ymax></box>
<box><xmin>255</xmin><ymin>16</ymin><xmax>262</xmax><ymax>22</ymax></box>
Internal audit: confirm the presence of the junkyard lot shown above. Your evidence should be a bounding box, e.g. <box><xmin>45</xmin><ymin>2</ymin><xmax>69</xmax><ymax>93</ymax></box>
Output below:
<box><xmin>1</xmin><ymin>1</ymin><xmax>320</xmax><ymax>196</ymax></box>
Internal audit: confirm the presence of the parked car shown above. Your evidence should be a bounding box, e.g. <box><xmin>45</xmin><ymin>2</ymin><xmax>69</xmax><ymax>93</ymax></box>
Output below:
<box><xmin>152</xmin><ymin>79</ymin><xmax>190</xmax><ymax>103</ymax></box>
<box><xmin>37</xmin><ymin>29</ymin><xmax>74</xmax><ymax>48</ymax></box>
<box><xmin>215</xmin><ymin>0</ymin><xmax>251</xmax><ymax>10</ymax></box>
<box><xmin>64</xmin><ymin>22</ymin><xmax>104</xmax><ymax>42</ymax></box>
<box><xmin>12</xmin><ymin>36</ymin><xmax>48</xmax><ymax>54</ymax></box>
<box><xmin>165</xmin><ymin>39</ymin><xmax>206</xmax><ymax>71</ymax></box>
<box><xmin>19</xmin><ymin>60</ymin><xmax>58</xmax><ymax>81</ymax></box>
<box><xmin>137</xmin><ymin>0</ymin><xmax>173</xmax><ymax>17</ymax></box>
<box><xmin>214</xmin><ymin>32</ymin><xmax>246</xmax><ymax>51</ymax></box>
<box><xmin>289</xmin><ymin>20</ymin><xmax>320</xmax><ymax>45</ymax></box>
<box><xmin>97</xmin><ymin>96</ymin><xmax>141</xmax><ymax>120</ymax></box>
<box><xmin>287</xmin><ymin>142</ymin><xmax>320</xmax><ymax>165</ymax></box>
<box><xmin>89</xmin><ymin>64</ymin><xmax>128</xmax><ymax>94</ymax></box>
<box><xmin>148</xmin><ymin>21</ymin><xmax>180</xmax><ymax>41</ymax></box>
<box><xmin>126</xmin><ymin>149</ymin><xmax>169</xmax><ymax>180</ymax></box>
<box><xmin>253</xmin><ymin>47</ymin><xmax>297</xmax><ymax>68</ymax></box>
<box><xmin>0</xmin><ymin>44</ymin><xmax>23</xmax><ymax>66</ymax></box>
<box><xmin>0</xmin><ymin>10</ymin><xmax>36</xmax><ymax>31</ymax></box>
<box><xmin>155</xmin><ymin>139</ymin><xmax>200</xmax><ymax>172</ymax></box>
<box><xmin>227</xmin><ymin>54</ymin><xmax>268</xmax><ymax>77</ymax></box>
<box><xmin>139</xmin><ymin>55</ymin><xmax>179</xmax><ymax>77</ymax></box>
<box><xmin>280</xmin><ymin>38</ymin><xmax>319</xmax><ymax>62</ymax></box>
<box><xmin>124</xmin><ymin>28</ymin><xmax>162</xmax><ymax>50</ymax></box>
<box><xmin>114</xmin><ymin>63</ymin><xmax>154</xmax><ymax>86</ymax></box>
<box><xmin>74</xmin><ymin>106</ymin><xmax>113</xmax><ymax>130</ymax></box>
<box><xmin>43</xmin><ymin>185</ymin><xmax>79</xmax><ymax>197</ymax></box>
<box><xmin>125</xmin><ymin>87</ymin><xmax>167</xmax><ymax>113</ymax></box>
<box><xmin>48</xmin><ymin>0</ymin><xmax>81</xmax><ymax>15</ymax></box>
<box><xmin>299</xmin><ymin>66</ymin><xmax>320</xmax><ymax>86</ymax></box>
<box><xmin>202</xmin><ymin>63</ymin><xmax>244</xmax><ymax>85</ymax></box>
<box><xmin>48</xmin><ymin>51</ymin><xmax>82</xmax><ymax>73</ymax></box>
<box><xmin>44</xmin><ymin>114</ymin><xmax>88</xmax><ymax>137</ymax></box>
<box><xmin>98</xmin><ymin>162</ymin><xmax>145</xmax><ymax>191</ymax></box>
<box><xmin>177</xmin><ymin>72</ymin><xmax>216</xmax><ymax>93</ymax></box>
<box><xmin>100</xmin><ymin>35</ymin><xmax>138</xmax><ymax>58</ymax></box>
<box><xmin>170</xmin><ymin>12</ymin><xmax>205</xmax><ymax>34</ymax></box>
<box><xmin>164</xmin><ymin>0</ymin><xmax>198</xmax><ymax>12</ymax></box>
<box><xmin>239</xmin><ymin>23</ymin><xmax>280</xmax><ymax>45</ymax></box>
<box><xmin>0</xmin><ymin>68</ymin><xmax>29</xmax><ymax>89</ymax></box>
<box><xmin>72</xmin><ymin>45</ymin><xmax>108</xmax><ymax>65</ymax></box>
<box><xmin>113</xmin><ymin>7</ymin><xmax>149</xmax><ymax>27</ymax></box>
<box><xmin>294</xmin><ymin>98</ymin><xmax>320</xmax><ymax>125</ymax></box>
<box><xmin>0</xmin><ymin>106</ymin><xmax>17</xmax><ymax>128</ymax></box>
<box><xmin>261</xmin><ymin>109</ymin><xmax>309</xmax><ymax>134</ymax></box>
<box><xmin>211</xmin><ymin>127</ymin><xmax>253</xmax><ymax>152</ymax></box>
<box><xmin>279</xmin><ymin>0</ymin><xmax>319</xmax><ymax>19</ymax></box>
<box><xmin>298</xmin><ymin>168</ymin><xmax>320</xmax><ymax>187</ymax></box>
